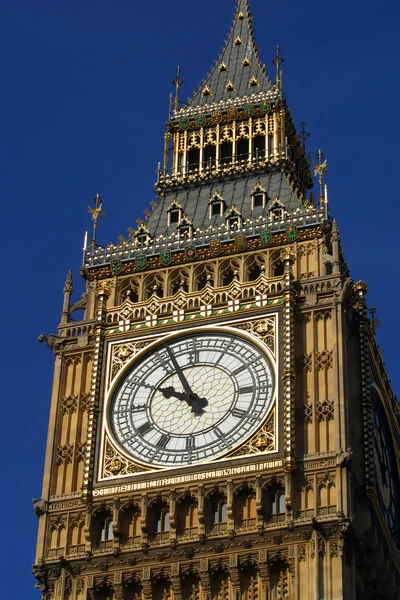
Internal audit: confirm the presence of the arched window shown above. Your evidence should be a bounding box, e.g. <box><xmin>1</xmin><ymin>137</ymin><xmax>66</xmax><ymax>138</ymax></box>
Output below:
<box><xmin>149</xmin><ymin>500</ymin><xmax>170</xmax><ymax>541</ymax></box>
<box><xmin>120</xmin><ymin>504</ymin><xmax>141</xmax><ymax>547</ymax></box>
<box><xmin>263</xmin><ymin>483</ymin><xmax>286</xmax><ymax>523</ymax></box>
<box><xmin>135</xmin><ymin>226</ymin><xmax>152</xmax><ymax>246</ymax></box>
<box><xmin>177</xmin><ymin>217</ymin><xmax>193</xmax><ymax>239</ymax></box>
<box><xmin>92</xmin><ymin>509</ymin><xmax>114</xmax><ymax>550</ymax></box>
<box><xmin>270</xmin><ymin>250</ymin><xmax>284</xmax><ymax>278</ymax></box>
<box><xmin>325</xmin><ymin>261</ymin><xmax>333</xmax><ymax>275</ymax></box>
<box><xmin>225</xmin><ymin>207</ymin><xmax>242</xmax><ymax>231</ymax></box>
<box><xmin>98</xmin><ymin>518</ymin><xmax>113</xmax><ymax>542</ymax></box>
<box><xmin>211</xmin><ymin>501</ymin><xmax>227</xmax><ymax>524</ymax></box>
<box><xmin>207</xmin><ymin>492</ymin><xmax>227</xmax><ymax>533</ymax></box>
<box><xmin>269</xmin><ymin>199</ymin><xmax>286</xmax><ymax>222</ymax></box>
<box><xmin>176</xmin><ymin>495</ymin><xmax>199</xmax><ymax>538</ymax></box>
<box><xmin>169</xmin><ymin>269</ymin><xmax>190</xmax><ymax>295</ymax></box>
<box><xmin>122</xmin><ymin>287</ymin><xmax>139</xmax><ymax>303</ymax></box>
<box><xmin>220</xmin><ymin>259</ymin><xmax>240</xmax><ymax>287</ymax></box>
<box><xmin>144</xmin><ymin>274</ymin><xmax>165</xmax><ymax>299</ymax></box>
<box><xmin>163</xmin><ymin>511</ymin><xmax>170</xmax><ymax>532</ymax></box>
<box><xmin>234</xmin><ymin>487</ymin><xmax>257</xmax><ymax>531</ymax></box>
<box><xmin>167</xmin><ymin>199</ymin><xmax>183</xmax><ymax>226</ymax></box>
<box><xmin>250</xmin><ymin>183</ymin><xmax>267</xmax><ymax>209</ymax></box>
<box><xmin>209</xmin><ymin>193</ymin><xmax>225</xmax><ymax>218</ymax></box>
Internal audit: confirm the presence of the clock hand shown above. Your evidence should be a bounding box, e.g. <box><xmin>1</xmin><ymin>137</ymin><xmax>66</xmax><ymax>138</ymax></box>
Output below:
<box><xmin>165</xmin><ymin>345</ymin><xmax>194</xmax><ymax>398</ymax></box>
<box><xmin>164</xmin><ymin>346</ymin><xmax>208</xmax><ymax>411</ymax></box>
<box><xmin>159</xmin><ymin>385</ymin><xmax>208</xmax><ymax>416</ymax></box>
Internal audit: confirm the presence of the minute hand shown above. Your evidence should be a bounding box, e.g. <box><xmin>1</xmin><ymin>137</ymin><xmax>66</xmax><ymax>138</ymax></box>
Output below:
<box><xmin>165</xmin><ymin>345</ymin><xmax>195</xmax><ymax>398</ymax></box>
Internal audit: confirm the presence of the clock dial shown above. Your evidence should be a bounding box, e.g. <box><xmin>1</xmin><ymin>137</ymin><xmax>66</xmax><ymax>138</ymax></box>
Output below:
<box><xmin>110</xmin><ymin>331</ymin><xmax>275</xmax><ymax>468</ymax></box>
<box><xmin>371</xmin><ymin>389</ymin><xmax>399</xmax><ymax>548</ymax></box>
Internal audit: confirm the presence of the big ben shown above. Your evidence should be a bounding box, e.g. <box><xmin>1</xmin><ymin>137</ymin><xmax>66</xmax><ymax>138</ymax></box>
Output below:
<box><xmin>33</xmin><ymin>0</ymin><xmax>400</xmax><ymax>598</ymax></box>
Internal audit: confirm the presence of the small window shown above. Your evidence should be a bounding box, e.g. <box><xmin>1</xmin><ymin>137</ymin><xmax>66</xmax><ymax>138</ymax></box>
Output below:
<box><xmin>271</xmin><ymin>207</ymin><xmax>284</xmax><ymax>221</ymax></box>
<box><xmin>253</xmin><ymin>194</ymin><xmax>264</xmax><ymax>208</ymax></box>
<box><xmin>154</xmin><ymin>511</ymin><xmax>162</xmax><ymax>534</ymax></box>
<box><xmin>170</xmin><ymin>210</ymin><xmax>180</xmax><ymax>224</ymax></box>
<box><xmin>98</xmin><ymin>518</ymin><xmax>113</xmax><ymax>542</ymax></box>
<box><xmin>211</xmin><ymin>203</ymin><xmax>221</xmax><ymax>216</ymax></box>
<box><xmin>163</xmin><ymin>511</ymin><xmax>170</xmax><ymax>532</ymax></box>
<box><xmin>220</xmin><ymin>502</ymin><xmax>227</xmax><ymax>523</ymax></box>
<box><xmin>228</xmin><ymin>215</ymin><xmax>239</xmax><ymax>229</ymax></box>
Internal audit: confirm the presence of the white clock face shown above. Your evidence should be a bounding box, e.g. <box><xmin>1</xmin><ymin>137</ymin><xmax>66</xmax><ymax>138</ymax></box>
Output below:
<box><xmin>109</xmin><ymin>330</ymin><xmax>275</xmax><ymax>468</ymax></box>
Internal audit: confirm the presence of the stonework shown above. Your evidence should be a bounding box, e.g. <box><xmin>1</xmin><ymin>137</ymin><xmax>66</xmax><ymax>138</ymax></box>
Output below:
<box><xmin>34</xmin><ymin>1</ymin><xmax>400</xmax><ymax>598</ymax></box>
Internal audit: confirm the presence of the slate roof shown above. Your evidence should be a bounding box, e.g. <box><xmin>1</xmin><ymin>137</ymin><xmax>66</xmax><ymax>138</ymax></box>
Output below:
<box><xmin>188</xmin><ymin>0</ymin><xmax>273</xmax><ymax>107</ymax></box>
<box><xmin>146</xmin><ymin>171</ymin><xmax>301</xmax><ymax>239</ymax></box>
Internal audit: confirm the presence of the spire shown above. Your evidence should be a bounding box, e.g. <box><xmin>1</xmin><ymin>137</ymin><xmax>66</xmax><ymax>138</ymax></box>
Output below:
<box><xmin>188</xmin><ymin>0</ymin><xmax>272</xmax><ymax>107</ymax></box>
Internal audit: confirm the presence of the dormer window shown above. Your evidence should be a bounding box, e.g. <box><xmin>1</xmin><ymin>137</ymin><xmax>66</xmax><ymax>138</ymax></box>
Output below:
<box><xmin>251</xmin><ymin>183</ymin><xmax>267</xmax><ymax>209</ymax></box>
<box><xmin>268</xmin><ymin>199</ymin><xmax>286</xmax><ymax>222</ymax></box>
<box><xmin>177</xmin><ymin>216</ymin><xmax>193</xmax><ymax>239</ymax></box>
<box><xmin>167</xmin><ymin>199</ymin><xmax>183</xmax><ymax>226</ymax></box>
<box><xmin>209</xmin><ymin>193</ymin><xmax>225</xmax><ymax>218</ymax></box>
<box><xmin>135</xmin><ymin>225</ymin><xmax>152</xmax><ymax>246</ymax></box>
<box><xmin>225</xmin><ymin>206</ymin><xmax>242</xmax><ymax>230</ymax></box>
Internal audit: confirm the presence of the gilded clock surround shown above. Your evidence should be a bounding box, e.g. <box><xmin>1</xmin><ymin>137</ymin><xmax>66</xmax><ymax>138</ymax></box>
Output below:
<box><xmin>98</xmin><ymin>318</ymin><xmax>280</xmax><ymax>482</ymax></box>
<box><xmin>34</xmin><ymin>1</ymin><xmax>400</xmax><ymax>599</ymax></box>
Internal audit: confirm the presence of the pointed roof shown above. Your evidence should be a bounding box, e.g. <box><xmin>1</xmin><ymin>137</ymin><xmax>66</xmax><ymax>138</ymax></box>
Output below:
<box><xmin>188</xmin><ymin>0</ymin><xmax>272</xmax><ymax>107</ymax></box>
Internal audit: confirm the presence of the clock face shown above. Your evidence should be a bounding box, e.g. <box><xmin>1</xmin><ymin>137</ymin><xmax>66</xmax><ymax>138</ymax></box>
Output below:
<box><xmin>109</xmin><ymin>330</ymin><xmax>275</xmax><ymax>468</ymax></box>
<box><xmin>371</xmin><ymin>389</ymin><xmax>399</xmax><ymax>548</ymax></box>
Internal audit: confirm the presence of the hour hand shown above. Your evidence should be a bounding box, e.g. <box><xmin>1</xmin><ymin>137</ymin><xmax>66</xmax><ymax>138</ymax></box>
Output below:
<box><xmin>159</xmin><ymin>386</ymin><xmax>207</xmax><ymax>416</ymax></box>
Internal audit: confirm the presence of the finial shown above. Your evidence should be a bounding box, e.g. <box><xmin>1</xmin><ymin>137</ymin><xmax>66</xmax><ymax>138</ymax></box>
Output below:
<box><xmin>272</xmin><ymin>45</ymin><xmax>285</xmax><ymax>86</ymax></box>
<box><xmin>172</xmin><ymin>66</ymin><xmax>185</xmax><ymax>112</ymax></box>
<box><xmin>313</xmin><ymin>150</ymin><xmax>328</xmax><ymax>211</ymax></box>
<box><xmin>88</xmin><ymin>194</ymin><xmax>105</xmax><ymax>248</ymax></box>
<box><xmin>369</xmin><ymin>308</ymin><xmax>381</xmax><ymax>333</ymax></box>
<box><xmin>64</xmin><ymin>270</ymin><xmax>73</xmax><ymax>293</ymax></box>
<box><xmin>300</xmin><ymin>120</ymin><xmax>311</xmax><ymax>150</ymax></box>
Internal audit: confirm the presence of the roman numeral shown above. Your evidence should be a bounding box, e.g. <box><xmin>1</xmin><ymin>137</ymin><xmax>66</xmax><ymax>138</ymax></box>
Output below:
<box><xmin>233</xmin><ymin>365</ymin><xmax>246</xmax><ymax>376</ymax></box>
<box><xmin>131</xmin><ymin>404</ymin><xmax>147</xmax><ymax>413</ymax></box>
<box><xmin>232</xmin><ymin>408</ymin><xmax>247</xmax><ymax>419</ymax></box>
<box><xmin>214</xmin><ymin>427</ymin><xmax>228</xmax><ymax>446</ymax></box>
<box><xmin>239</xmin><ymin>385</ymin><xmax>253</xmax><ymax>395</ymax></box>
<box><xmin>137</xmin><ymin>422</ymin><xmax>152</xmax><ymax>436</ymax></box>
<box><xmin>156</xmin><ymin>434</ymin><xmax>170</xmax><ymax>449</ymax></box>
<box><xmin>186</xmin><ymin>436</ymin><xmax>196</xmax><ymax>450</ymax></box>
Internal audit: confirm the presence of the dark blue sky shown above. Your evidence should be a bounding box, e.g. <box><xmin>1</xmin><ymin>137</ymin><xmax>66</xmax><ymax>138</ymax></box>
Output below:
<box><xmin>2</xmin><ymin>0</ymin><xmax>399</xmax><ymax>595</ymax></box>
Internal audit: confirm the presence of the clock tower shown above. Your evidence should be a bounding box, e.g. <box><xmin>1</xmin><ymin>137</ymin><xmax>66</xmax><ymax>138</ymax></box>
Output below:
<box><xmin>33</xmin><ymin>1</ymin><xmax>400</xmax><ymax>598</ymax></box>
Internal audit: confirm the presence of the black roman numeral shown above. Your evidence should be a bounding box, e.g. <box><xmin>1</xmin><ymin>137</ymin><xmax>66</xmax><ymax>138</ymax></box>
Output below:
<box><xmin>131</xmin><ymin>404</ymin><xmax>147</xmax><ymax>413</ymax></box>
<box><xmin>156</xmin><ymin>434</ymin><xmax>170</xmax><ymax>449</ymax></box>
<box><xmin>239</xmin><ymin>385</ymin><xmax>253</xmax><ymax>395</ymax></box>
<box><xmin>233</xmin><ymin>365</ymin><xmax>246</xmax><ymax>376</ymax></box>
<box><xmin>232</xmin><ymin>408</ymin><xmax>247</xmax><ymax>419</ymax></box>
<box><xmin>186</xmin><ymin>436</ymin><xmax>196</xmax><ymax>450</ymax></box>
<box><xmin>137</xmin><ymin>422</ymin><xmax>152</xmax><ymax>436</ymax></box>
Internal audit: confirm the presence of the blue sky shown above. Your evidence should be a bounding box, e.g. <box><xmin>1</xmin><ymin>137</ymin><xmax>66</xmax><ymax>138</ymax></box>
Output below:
<box><xmin>1</xmin><ymin>0</ymin><xmax>399</xmax><ymax>595</ymax></box>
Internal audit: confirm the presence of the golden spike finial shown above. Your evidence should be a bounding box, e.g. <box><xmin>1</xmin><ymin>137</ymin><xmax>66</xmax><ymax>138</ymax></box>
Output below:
<box><xmin>88</xmin><ymin>193</ymin><xmax>105</xmax><ymax>247</ymax></box>
<box><xmin>272</xmin><ymin>45</ymin><xmax>285</xmax><ymax>88</ymax></box>
<box><xmin>313</xmin><ymin>150</ymin><xmax>329</xmax><ymax>215</ymax></box>
<box><xmin>171</xmin><ymin>66</ymin><xmax>184</xmax><ymax>112</ymax></box>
